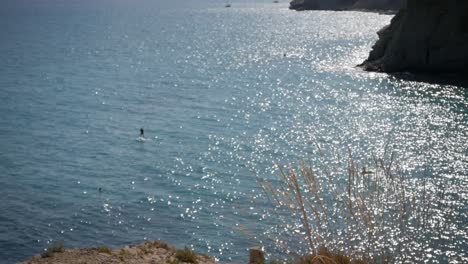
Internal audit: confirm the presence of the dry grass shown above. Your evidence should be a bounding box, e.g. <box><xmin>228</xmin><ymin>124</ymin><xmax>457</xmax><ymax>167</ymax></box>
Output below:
<box><xmin>148</xmin><ymin>241</ymin><xmax>170</xmax><ymax>250</ymax></box>
<box><xmin>95</xmin><ymin>245</ymin><xmax>112</xmax><ymax>254</ymax></box>
<box><xmin>175</xmin><ymin>247</ymin><xmax>198</xmax><ymax>263</ymax></box>
<box><xmin>118</xmin><ymin>248</ymin><xmax>134</xmax><ymax>257</ymax></box>
<box><xmin>296</xmin><ymin>251</ymin><xmax>371</xmax><ymax>264</ymax></box>
<box><xmin>256</xmin><ymin>147</ymin><xmax>443</xmax><ymax>262</ymax></box>
<box><xmin>269</xmin><ymin>247</ymin><xmax>368</xmax><ymax>264</ymax></box>
<box><xmin>41</xmin><ymin>242</ymin><xmax>65</xmax><ymax>258</ymax></box>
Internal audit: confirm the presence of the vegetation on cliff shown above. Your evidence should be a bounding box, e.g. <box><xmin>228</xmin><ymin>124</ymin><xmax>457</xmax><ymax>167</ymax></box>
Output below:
<box><xmin>19</xmin><ymin>241</ymin><xmax>215</xmax><ymax>264</ymax></box>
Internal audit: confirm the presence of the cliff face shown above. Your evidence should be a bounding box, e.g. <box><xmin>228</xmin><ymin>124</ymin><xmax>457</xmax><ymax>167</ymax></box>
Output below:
<box><xmin>352</xmin><ymin>0</ymin><xmax>405</xmax><ymax>11</ymax></box>
<box><xmin>289</xmin><ymin>0</ymin><xmax>405</xmax><ymax>11</ymax></box>
<box><xmin>361</xmin><ymin>0</ymin><xmax>468</xmax><ymax>73</ymax></box>
<box><xmin>289</xmin><ymin>0</ymin><xmax>353</xmax><ymax>11</ymax></box>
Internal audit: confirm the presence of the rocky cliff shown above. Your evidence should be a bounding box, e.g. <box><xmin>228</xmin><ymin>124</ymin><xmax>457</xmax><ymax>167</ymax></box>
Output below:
<box><xmin>361</xmin><ymin>0</ymin><xmax>468</xmax><ymax>73</ymax></box>
<box><xmin>352</xmin><ymin>0</ymin><xmax>405</xmax><ymax>11</ymax></box>
<box><xmin>290</xmin><ymin>0</ymin><xmax>353</xmax><ymax>11</ymax></box>
<box><xmin>289</xmin><ymin>0</ymin><xmax>405</xmax><ymax>11</ymax></box>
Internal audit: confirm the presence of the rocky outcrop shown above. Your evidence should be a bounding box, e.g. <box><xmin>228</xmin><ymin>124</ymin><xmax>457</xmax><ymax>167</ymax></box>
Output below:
<box><xmin>289</xmin><ymin>0</ymin><xmax>405</xmax><ymax>11</ymax></box>
<box><xmin>18</xmin><ymin>241</ymin><xmax>216</xmax><ymax>264</ymax></box>
<box><xmin>289</xmin><ymin>0</ymin><xmax>354</xmax><ymax>11</ymax></box>
<box><xmin>352</xmin><ymin>0</ymin><xmax>405</xmax><ymax>11</ymax></box>
<box><xmin>360</xmin><ymin>0</ymin><xmax>468</xmax><ymax>73</ymax></box>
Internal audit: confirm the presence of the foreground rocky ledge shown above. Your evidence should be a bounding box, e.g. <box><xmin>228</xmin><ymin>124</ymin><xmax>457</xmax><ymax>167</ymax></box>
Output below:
<box><xmin>19</xmin><ymin>241</ymin><xmax>216</xmax><ymax>264</ymax></box>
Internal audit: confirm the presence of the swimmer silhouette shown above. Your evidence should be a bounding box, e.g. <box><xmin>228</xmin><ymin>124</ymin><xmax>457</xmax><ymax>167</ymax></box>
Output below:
<box><xmin>140</xmin><ymin>128</ymin><xmax>144</xmax><ymax>137</ymax></box>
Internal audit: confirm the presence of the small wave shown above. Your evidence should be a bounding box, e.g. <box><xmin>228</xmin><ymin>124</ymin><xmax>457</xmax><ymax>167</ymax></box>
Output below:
<box><xmin>136</xmin><ymin>137</ymin><xmax>151</xmax><ymax>142</ymax></box>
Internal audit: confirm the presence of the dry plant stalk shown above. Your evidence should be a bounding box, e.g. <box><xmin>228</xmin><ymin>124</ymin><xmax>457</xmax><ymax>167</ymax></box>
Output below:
<box><xmin>257</xmin><ymin>150</ymin><xmax>444</xmax><ymax>263</ymax></box>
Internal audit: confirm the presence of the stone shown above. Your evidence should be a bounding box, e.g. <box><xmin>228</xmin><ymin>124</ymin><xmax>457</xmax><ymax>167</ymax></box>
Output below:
<box><xmin>249</xmin><ymin>247</ymin><xmax>265</xmax><ymax>264</ymax></box>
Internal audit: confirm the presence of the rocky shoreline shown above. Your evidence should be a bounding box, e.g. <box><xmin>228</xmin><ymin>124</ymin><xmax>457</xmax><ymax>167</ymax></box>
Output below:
<box><xmin>18</xmin><ymin>241</ymin><xmax>217</xmax><ymax>264</ymax></box>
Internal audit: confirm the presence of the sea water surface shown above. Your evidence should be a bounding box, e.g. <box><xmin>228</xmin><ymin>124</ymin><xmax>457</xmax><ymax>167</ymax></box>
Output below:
<box><xmin>0</xmin><ymin>0</ymin><xmax>467</xmax><ymax>263</ymax></box>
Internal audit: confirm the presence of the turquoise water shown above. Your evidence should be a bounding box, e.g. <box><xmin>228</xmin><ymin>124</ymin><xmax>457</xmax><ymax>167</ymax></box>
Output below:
<box><xmin>0</xmin><ymin>0</ymin><xmax>467</xmax><ymax>263</ymax></box>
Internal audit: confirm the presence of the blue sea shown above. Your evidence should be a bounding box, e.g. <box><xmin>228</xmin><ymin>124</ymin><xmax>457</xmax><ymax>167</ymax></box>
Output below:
<box><xmin>0</xmin><ymin>0</ymin><xmax>467</xmax><ymax>263</ymax></box>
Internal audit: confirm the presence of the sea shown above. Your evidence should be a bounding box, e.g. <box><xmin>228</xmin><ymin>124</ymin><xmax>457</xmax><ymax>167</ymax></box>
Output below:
<box><xmin>0</xmin><ymin>0</ymin><xmax>466</xmax><ymax>263</ymax></box>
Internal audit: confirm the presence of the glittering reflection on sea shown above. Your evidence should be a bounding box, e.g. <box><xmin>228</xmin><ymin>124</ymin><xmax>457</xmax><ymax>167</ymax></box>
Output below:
<box><xmin>191</xmin><ymin>4</ymin><xmax>467</xmax><ymax>263</ymax></box>
<box><xmin>0</xmin><ymin>1</ymin><xmax>466</xmax><ymax>263</ymax></box>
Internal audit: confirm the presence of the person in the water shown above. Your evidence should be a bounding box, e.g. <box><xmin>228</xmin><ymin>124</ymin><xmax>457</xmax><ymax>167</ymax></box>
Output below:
<box><xmin>140</xmin><ymin>128</ymin><xmax>144</xmax><ymax>137</ymax></box>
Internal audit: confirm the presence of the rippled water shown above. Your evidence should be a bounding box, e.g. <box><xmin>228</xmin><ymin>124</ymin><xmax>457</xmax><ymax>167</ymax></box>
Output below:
<box><xmin>0</xmin><ymin>0</ymin><xmax>466</xmax><ymax>263</ymax></box>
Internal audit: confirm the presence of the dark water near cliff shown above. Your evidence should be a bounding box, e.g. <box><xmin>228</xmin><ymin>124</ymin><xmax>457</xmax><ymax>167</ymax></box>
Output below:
<box><xmin>0</xmin><ymin>0</ymin><xmax>466</xmax><ymax>263</ymax></box>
